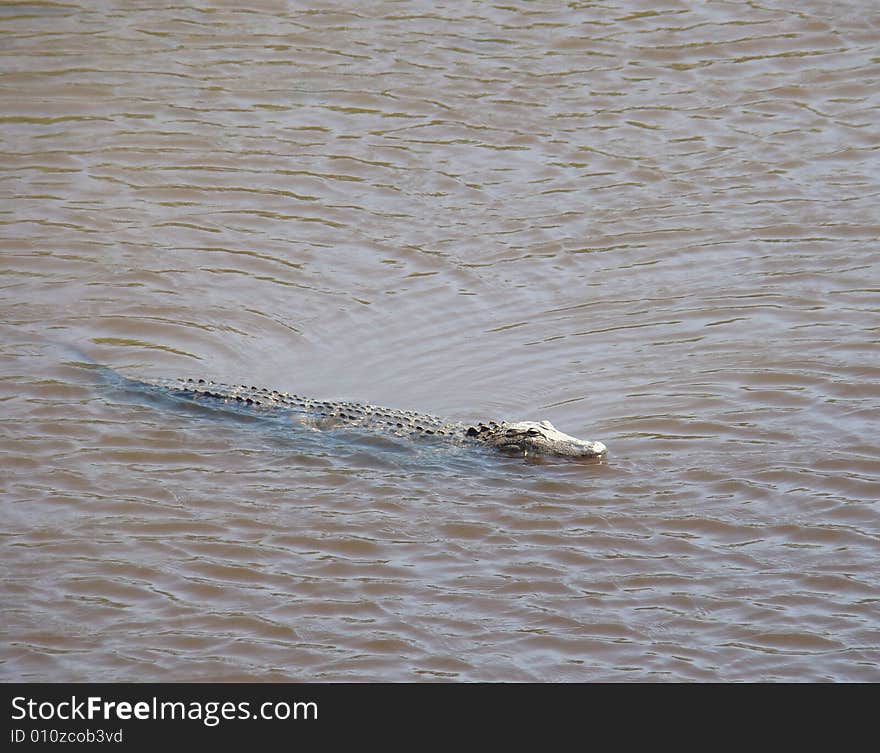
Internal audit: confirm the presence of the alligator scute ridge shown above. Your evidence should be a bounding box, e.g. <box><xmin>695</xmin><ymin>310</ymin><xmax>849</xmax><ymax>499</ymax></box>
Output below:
<box><xmin>140</xmin><ymin>376</ymin><xmax>608</xmax><ymax>459</ymax></box>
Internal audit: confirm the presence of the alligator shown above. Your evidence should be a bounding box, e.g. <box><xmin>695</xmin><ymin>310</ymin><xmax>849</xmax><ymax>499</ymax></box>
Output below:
<box><xmin>136</xmin><ymin>376</ymin><xmax>608</xmax><ymax>459</ymax></box>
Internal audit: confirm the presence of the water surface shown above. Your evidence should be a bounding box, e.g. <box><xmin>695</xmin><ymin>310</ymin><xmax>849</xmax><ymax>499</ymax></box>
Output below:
<box><xmin>1</xmin><ymin>0</ymin><xmax>879</xmax><ymax>681</ymax></box>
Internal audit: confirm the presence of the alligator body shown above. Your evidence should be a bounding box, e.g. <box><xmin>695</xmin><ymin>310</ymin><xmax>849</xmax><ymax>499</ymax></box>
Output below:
<box><xmin>138</xmin><ymin>377</ymin><xmax>607</xmax><ymax>459</ymax></box>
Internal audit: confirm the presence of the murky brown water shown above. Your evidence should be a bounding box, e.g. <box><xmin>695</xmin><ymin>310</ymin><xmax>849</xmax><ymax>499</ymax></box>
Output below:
<box><xmin>2</xmin><ymin>1</ymin><xmax>879</xmax><ymax>682</ymax></box>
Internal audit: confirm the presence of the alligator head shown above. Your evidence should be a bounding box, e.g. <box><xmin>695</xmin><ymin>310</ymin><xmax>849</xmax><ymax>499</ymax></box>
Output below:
<box><xmin>467</xmin><ymin>420</ymin><xmax>607</xmax><ymax>458</ymax></box>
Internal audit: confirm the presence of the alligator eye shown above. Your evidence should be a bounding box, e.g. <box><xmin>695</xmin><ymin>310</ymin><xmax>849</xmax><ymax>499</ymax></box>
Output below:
<box><xmin>526</xmin><ymin>429</ymin><xmax>542</xmax><ymax>436</ymax></box>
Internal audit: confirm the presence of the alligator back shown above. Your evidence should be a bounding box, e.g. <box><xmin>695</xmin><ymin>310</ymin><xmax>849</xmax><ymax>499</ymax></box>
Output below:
<box><xmin>138</xmin><ymin>377</ymin><xmax>467</xmax><ymax>440</ymax></box>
